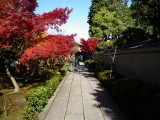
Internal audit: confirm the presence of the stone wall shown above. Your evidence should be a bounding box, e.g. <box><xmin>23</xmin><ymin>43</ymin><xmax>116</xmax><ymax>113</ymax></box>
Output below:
<box><xmin>94</xmin><ymin>45</ymin><xmax>160</xmax><ymax>85</ymax></box>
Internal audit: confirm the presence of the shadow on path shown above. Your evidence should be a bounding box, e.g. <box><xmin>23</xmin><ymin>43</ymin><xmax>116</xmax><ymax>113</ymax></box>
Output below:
<box><xmin>78</xmin><ymin>64</ymin><xmax>132</xmax><ymax>120</ymax></box>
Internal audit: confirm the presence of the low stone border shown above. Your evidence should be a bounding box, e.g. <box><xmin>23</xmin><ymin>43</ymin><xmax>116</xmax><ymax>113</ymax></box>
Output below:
<box><xmin>38</xmin><ymin>72</ymin><xmax>69</xmax><ymax>120</ymax></box>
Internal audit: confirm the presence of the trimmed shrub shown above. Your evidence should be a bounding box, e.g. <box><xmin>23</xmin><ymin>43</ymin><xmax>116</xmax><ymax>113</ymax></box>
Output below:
<box><xmin>59</xmin><ymin>65</ymin><xmax>69</xmax><ymax>76</ymax></box>
<box><xmin>24</xmin><ymin>75</ymin><xmax>62</xmax><ymax>119</ymax></box>
<box><xmin>84</xmin><ymin>59</ymin><xmax>94</xmax><ymax>68</ymax></box>
<box><xmin>24</xmin><ymin>87</ymin><xmax>48</xmax><ymax>119</ymax></box>
<box><xmin>97</xmin><ymin>69</ymin><xmax>111</xmax><ymax>81</ymax></box>
<box><xmin>96</xmin><ymin>70</ymin><xmax>123</xmax><ymax>89</ymax></box>
<box><xmin>46</xmin><ymin>75</ymin><xmax>62</xmax><ymax>96</ymax></box>
<box><xmin>142</xmin><ymin>95</ymin><xmax>160</xmax><ymax>120</ymax></box>
<box><xmin>38</xmin><ymin>67</ymin><xmax>56</xmax><ymax>79</ymax></box>
<box><xmin>109</xmin><ymin>78</ymin><xmax>153</xmax><ymax>118</ymax></box>
<box><xmin>84</xmin><ymin>59</ymin><xmax>103</xmax><ymax>73</ymax></box>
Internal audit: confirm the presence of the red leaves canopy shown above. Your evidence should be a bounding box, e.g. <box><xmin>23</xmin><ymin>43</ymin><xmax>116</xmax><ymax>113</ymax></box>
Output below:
<box><xmin>0</xmin><ymin>0</ymin><xmax>72</xmax><ymax>49</ymax></box>
<box><xmin>0</xmin><ymin>0</ymin><xmax>37</xmax><ymax>39</ymax></box>
<box><xmin>0</xmin><ymin>0</ymin><xmax>75</xmax><ymax>66</ymax></box>
<box><xmin>80</xmin><ymin>37</ymin><xmax>99</xmax><ymax>55</ymax></box>
<box><xmin>20</xmin><ymin>34</ymin><xmax>75</xmax><ymax>65</ymax></box>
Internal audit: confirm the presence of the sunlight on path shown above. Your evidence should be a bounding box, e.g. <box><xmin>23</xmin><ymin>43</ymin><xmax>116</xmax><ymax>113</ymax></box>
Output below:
<box><xmin>39</xmin><ymin>64</ymin><xmax>130</xmax><ymax>120</ymax></box>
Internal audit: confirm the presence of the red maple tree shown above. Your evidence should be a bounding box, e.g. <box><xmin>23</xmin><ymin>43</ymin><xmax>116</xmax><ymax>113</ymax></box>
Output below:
<box><xmin>20</xmin><ymin>34</ymin><xmax>75</xmax><ymax>66</ymax></box>
<box><xmin>0</xmin><ymin>0</ymin><xmax>72</xmax><ymax>49</ymax></box>
<box><xmin>0</xmin><ymin>0</ymin><xmax>74</xmax><ymax>92</ymax></box>
<box><xmin>80</xmin><ymin>37</ymin><xmax>99</xmax><ymax>55</ymax></box>
<box><xmin>0</xmin><ymin>0</ymin><xmax>73</xmax><ymax>63</ymax></box>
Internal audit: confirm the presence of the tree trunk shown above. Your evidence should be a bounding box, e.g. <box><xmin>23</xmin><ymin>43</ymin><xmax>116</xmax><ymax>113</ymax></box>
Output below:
<box><xmin>107</xmin><ymin>45</ymin><xmax>117</xmax><ymax>79</ymax></box>
<box><xmin>3</xmin><ymin>91</ymin><xmax>7</xmax><ymax>116</ymax></box>
<box><xmin>25</xmin><ymin>59</ymin><xmax>39</xmax><ymax>82</ymax></box>
<box><xmin>5</xmin><ymin>64</ymin><xmax>20</xmax><ymax>93</ymax></box>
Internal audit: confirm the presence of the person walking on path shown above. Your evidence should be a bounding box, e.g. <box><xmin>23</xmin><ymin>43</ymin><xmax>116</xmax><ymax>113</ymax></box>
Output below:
<box><xmin>69</xmin><ymin>53</ymin><xmax>75</xmax><ymax>72</ymax></box>
<box><xmin>79</xmin><ymin>54</ymin><xmax>83</xmax><ymax>62</ymax></box>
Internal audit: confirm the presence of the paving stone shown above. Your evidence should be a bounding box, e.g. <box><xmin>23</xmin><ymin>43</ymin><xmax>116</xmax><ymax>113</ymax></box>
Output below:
<box><xmin>39</xmin><ymin>64</ymin><xmax>130</xmax><ymax>120</ymax></box>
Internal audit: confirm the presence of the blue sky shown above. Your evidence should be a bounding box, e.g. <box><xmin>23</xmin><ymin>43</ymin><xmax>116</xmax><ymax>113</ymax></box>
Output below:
<box><xmin>35</xmin><ymin>0</ymin><xmax>91</xmax><ymax>42</ymax></box>
<box><xmin>35</xmin><ymin>0</ymin><xmax>131</xmax><ymax>42</ymax></box>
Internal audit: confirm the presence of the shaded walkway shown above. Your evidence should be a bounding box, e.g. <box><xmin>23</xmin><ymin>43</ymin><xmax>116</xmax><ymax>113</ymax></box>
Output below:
<box><xmin>39</xmin><ymin>63</ymin><xmax>130</xmax><ymax>120</ymax></box>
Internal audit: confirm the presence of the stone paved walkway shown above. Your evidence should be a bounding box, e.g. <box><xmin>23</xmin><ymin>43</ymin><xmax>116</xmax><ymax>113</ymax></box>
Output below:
<box><xmin>39</xmin><ymin>63</ymin><xmax>130</xmax><ymax>120</ymax></box>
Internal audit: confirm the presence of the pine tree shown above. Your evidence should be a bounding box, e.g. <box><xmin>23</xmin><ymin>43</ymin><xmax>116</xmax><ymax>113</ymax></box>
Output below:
<box><xmin>88</xmin><ymin>0</ymin><xmax>107</xmax><ymax>37</ymax></box>
<box><xmin>131</xmin><ymin>0</ymin><xmax>160</xmax><ymax>38</ymax></box>
<box><xmin>88</xmin><ymin>0</ymin><xmax>134</xmax><ymax>40</ymax></box>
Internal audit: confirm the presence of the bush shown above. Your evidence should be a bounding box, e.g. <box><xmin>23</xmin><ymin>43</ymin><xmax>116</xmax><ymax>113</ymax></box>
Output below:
<box><xmin>109</xmin><ymin>78</ymin><xmax>154</xmax><ymax>118</ymax></box>
<box><xmin>24</xmin><ymin>87</ymin><xmax>48</xmax><ymax>119</ymax></box>
<box><xmin>97</xmin><ymin>69</ymin><xmax>111</xmax><ymax>81</ymax></box>
<box><xmin>38</xmin><ymin>67</ymin><xmax>56</xmax><ymax>79</ymax></box>
<box><xmin>96</xmin><ymin>70</ymin><xmax>120</xmax><ymax>81</ymax></box>
<box><xmin>24</xmin><ymin>75</ymin><xmax>62</xmax><ymax>119</ymax></box>
<box><xmin>142</xmin><ymin>96</ymin><xmax>160</xmax><ymax>120</ymax></box>
<box><xmin>97</xmin><ymin>41</ymin><xmax>115</xmax><ymax>51</ymax></box>
<box><xmin>59</xmin><ymin>65</ymin><xmax>69</xmax><ymax>76</ymax></box>
<box><xmin>84</xmin><ymin>59</ymin><xmax>103</xmax><ymax>73</ymax></box>
<box><xmin>46</xmin><ymin>75</ymin><xmax>62</xmax><ymax>96</ymax></box>
<box><xmin>96</xmin><ymin>70</ymin><xmax>123</xmax><ymax>90</ymax></box>
<box><xmin>117</xmin><ymin>27</ymin><xmax>151</xmax><ymax>47</ymax></box>
<box><xmin>84</xmin><ymin>59</ymin><xmax>94</xmax><ymax>68</ymax></box>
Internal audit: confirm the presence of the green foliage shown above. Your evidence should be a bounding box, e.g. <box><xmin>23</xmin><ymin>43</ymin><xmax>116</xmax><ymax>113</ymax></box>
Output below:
<box><xmin>109</xmin><ymin>79</ymin><xmax>152</xmax><ymax>107</ymax></box>
<box><xmin>131</xmin><ymin>0</ymin><xmax>160</xmax><ymax>38</ymax></box>
<box><xmin>106</xmin><ymin>77</ymin><xmax>160</xmax><ymax>120</ymax></box>
<box><xmin>59</xmin><ymin>65</ymin><xmax>69</xmax><ymax>76</ymax></box>
<box><xmin>97</xmin><ymin>69</ymin><xmax>111</xmax><ymax>81</ymax></box>
<box><xmin>88</xmin><ymin>0</ymin><xmax>134</xmax><ymax>40</ymax></box>
<box><xmin>46</xmin><ymin>75</ymin><xmax>62</xmax><ymax>96</ymax></box>
<box><xmin>37</xmin><ymin>60</ymin><xmax>65</xmax><ymax>79</ymax></box>
<box><xmin>84</xmin><ymin>59</ymin><xmax>103</xmax><ymax>73</ymax></box>
<box><xmin>143</xmin><ymin>96</ymin><xmax>160</xmax><ymax>120</ymax></box>
<box><xmin>117</xmin><ymin>27</ymin><xmax>151</xmax><ymax>47</ymax></box>
<box><xmin>88</xmin><ymin>0</ymin><xmax>107</xmax><ymax>26</ymax></box>
<box><xmin>38</xmin><ymin>67</ymin><xmax>56</xmax><ymax>79</ymax></box>
<box><xmin>84</xmin><ymin>59</ymin><xmax>94</xmax><ymax>67</ymax></box>
<box><xmin>24</xmin><ymin>75</ymin><xmax>62</xmax><ymax>119</ymax></box>
<box><xmin>24</xmin><ymin>87</ymin><xmax>48</xmax><ymax>119</ymax></box>
<box><xmin>95</xmin><ymin>68</ymin><xmax>122</xmax><ymax>88</ymax></box>
<box><xmin>97</xmin><ymin>41</ymin><xmax>115</xmax><ymax>51</ymax></box>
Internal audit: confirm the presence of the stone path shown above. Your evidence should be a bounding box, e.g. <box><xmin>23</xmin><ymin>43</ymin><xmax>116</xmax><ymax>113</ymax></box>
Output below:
<box><xmin>39</xmin><ymin>63</ymin><xmax>130</xmax><ymax>120</ymax></box>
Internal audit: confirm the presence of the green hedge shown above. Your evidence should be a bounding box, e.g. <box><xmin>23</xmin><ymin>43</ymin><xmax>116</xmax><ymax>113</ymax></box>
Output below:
<box><xmin>59</xmin><ymin>65</ymin><xmax>69</xmax><ymax>76</ymax></box>
<box><xmin>104</xmin><ymin>77</ymin><xmax>160</xmax><ymax>120</ymax></box>
<box><xmin>24</xmin><ymin>75</ymin><xmax>62</xmax><ymax>119</ymax></box>
<box><xmin>97</xmin><ymin>69</ymin><xmax>111</xmax><ymax>81</ymax></box>
<box><xmin>109</xmin><ymin>79</ymin><xmax>153</xmax><ymax>117</ymax></box>
<box><xmin>84</xmin><ymin>59</ymin><xmax>104</xmax><ymax>74</ymax></box>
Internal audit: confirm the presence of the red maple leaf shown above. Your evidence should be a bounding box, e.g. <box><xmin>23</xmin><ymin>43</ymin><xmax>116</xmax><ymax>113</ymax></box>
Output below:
<box><xmin>80</xmin><ymin>37</ymin><xmax>99</xmax><ymax>55</ymax></box>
